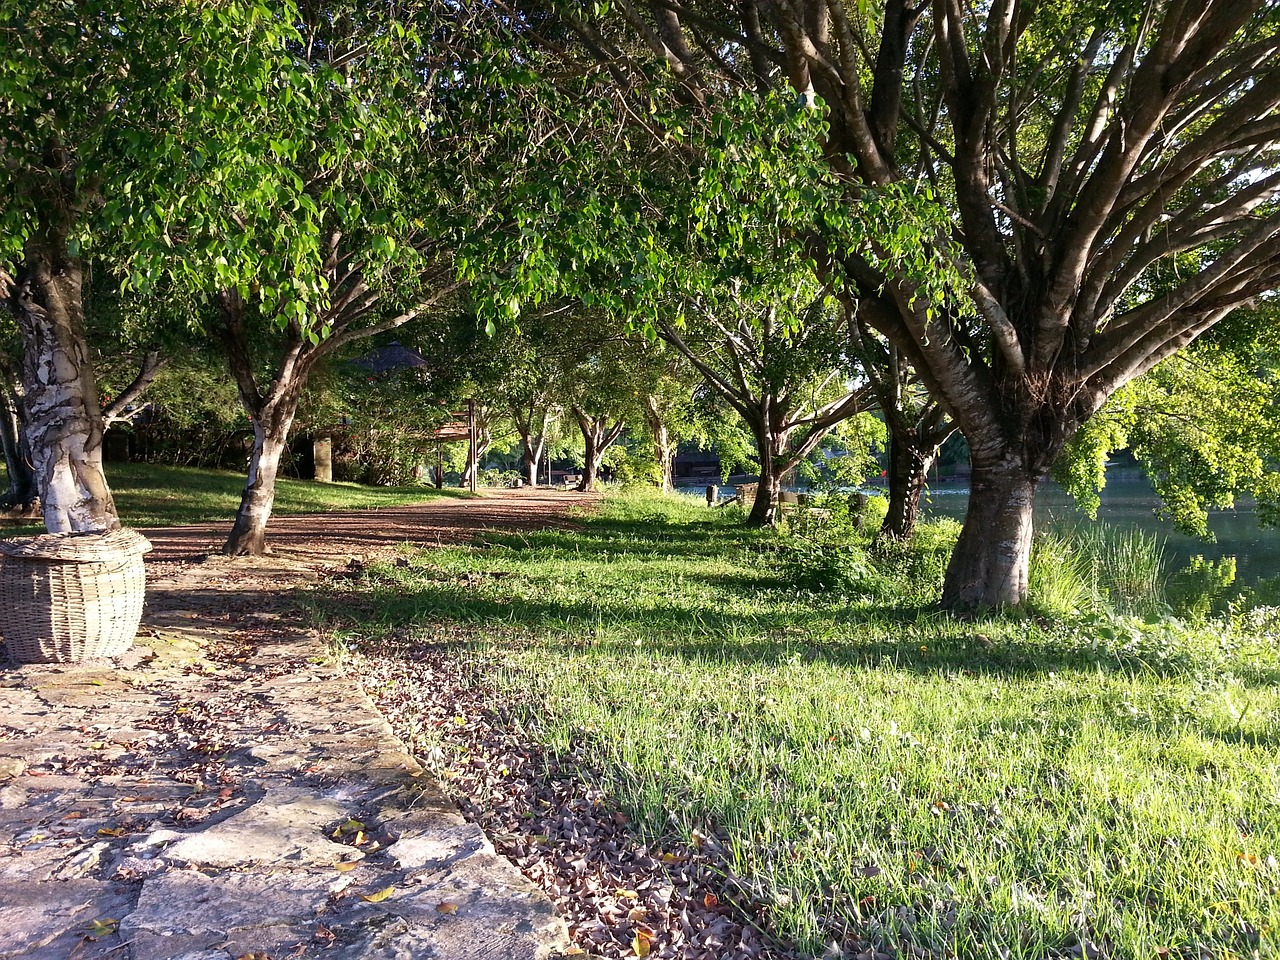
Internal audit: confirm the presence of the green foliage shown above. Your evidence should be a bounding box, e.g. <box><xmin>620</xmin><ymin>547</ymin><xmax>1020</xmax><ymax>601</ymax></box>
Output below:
<box><xmin>1030</xmin><ymin>523</ymin><xmax>1171</xmax><ymax>619</ymax></box>
<box><xmin>301</xmin><ymin>361</ymin><xmax>453</xmax><ymax>487</ymax></box>
<box><xmin>1058</xmin><ymin>308</ymin><xmax>1280</xmax><ymax>538</ymax></box>
<box><xmin>798</xmin><ymin>413</ymin><xmax>888</xmax><ymax>491</ymax></box>
<box><xmin>1028</xmin><ymin>532</ymin><xmax>1096</xmax><ymax>618</ymax></box>
<box><xmin>780</xmin><ymin>498</ymin><xmax>958</xmax><ymax>605</ymax></box>
<box><xmin>0</xmin><ymin>2</ymin><xmax>305</xmax><ymax>278</ymax></box>
<box><xmin>1075</xmin><ymin>525</ymin><xmax>1169</xmax><ymax>619</ymax></box>
<box><xmin>462</xmin><ymin>82</ymin><xmax>970</xmax><ymax>338</ymax></box>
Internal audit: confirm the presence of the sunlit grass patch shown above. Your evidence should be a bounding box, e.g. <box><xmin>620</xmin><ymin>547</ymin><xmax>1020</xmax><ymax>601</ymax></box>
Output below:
<box><xmin>332</xmin><ymin>488</ymin><xmax>1280</xmax><ymax>959</ymax></box>
<box><xmin>1</xmin><ymin>462</ymin><xmax>461</xmax><ymax>534</ymax></box>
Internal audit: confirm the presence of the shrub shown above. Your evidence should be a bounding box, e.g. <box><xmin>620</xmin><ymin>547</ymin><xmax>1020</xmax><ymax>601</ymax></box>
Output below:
<box><xmin>780</xmin><ymin>505</ymin><xmax>958</xmax><ymax>605</ymax></box>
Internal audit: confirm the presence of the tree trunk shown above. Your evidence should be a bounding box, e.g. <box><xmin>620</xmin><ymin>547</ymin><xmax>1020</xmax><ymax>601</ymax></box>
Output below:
<box><xmin>0</xmin><ymin>383</ymin><xmax>38</xmax><ymax>510</ymax></box>
<box><xmin>579</xmin><ymin>429</ymin><xmax>600</xmax><ymax>492</ymax></box>
<box><xmin>644</xmin><ymin>396</ymin><xmax>674</xmax><ymax>493</ymax></box>
<box><xmin>745</xmin><ymin>421</ymin><xmax>785</xmax><ymax>526</ymax></box>
<box><xmin>522</xmin><ymin>437</ymin><xmax>543</xmax><ymax>487</ymax></box>
<box><xmin>939</xmin><ymin>457</ymin><xmax>1039</xmax><ymax>608</ymax></box>
<box><xmin>223</xmin><ymin>409</ymin><xmax>296</xmax><ymax>556</ymax></box>
<box><xmin>215</xmin><ymin>288</ymin><xmax>307</xmax><ymax>557</ymax></box>
<box><xmin>461</xmin><ymin>435</ymin><xmax>492</xmax><ymax>488</ymax></box>
<box><xmin>880</xmin><ymin>434</ymin><xmax>936</xmax><ymax>540</ymax></box>
<box><xmin>7</xmin><ymin>233</ymin><xmax>118</xmax><ymax>533</ymax></box>
<box><xmin>747</xmin><ymin>463</ymin><xmax>783</xmax><ymax>525</ymax></box>
<box><xmin>573</xmin><ymin>408</ymin><xmax>625</xmax><ymax>492</ymax></box>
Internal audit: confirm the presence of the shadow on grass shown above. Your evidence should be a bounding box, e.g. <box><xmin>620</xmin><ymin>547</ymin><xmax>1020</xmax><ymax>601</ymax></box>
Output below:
<box><xmin>314</xmin><ymin>574</ymin><xmax>1231</xmax><ymax>688</ymax></box>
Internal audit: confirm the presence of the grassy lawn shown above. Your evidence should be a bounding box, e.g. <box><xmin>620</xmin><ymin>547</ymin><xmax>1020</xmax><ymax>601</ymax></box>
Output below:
<box><xmin>1</xmin><ymin>462</ymin><xmax>461</xmax><ymax>531</ymax></box>
<box><xmin>337</xmin><ymin>489</ymin><xmax>1280</xmax><ymax>959</ymax></box>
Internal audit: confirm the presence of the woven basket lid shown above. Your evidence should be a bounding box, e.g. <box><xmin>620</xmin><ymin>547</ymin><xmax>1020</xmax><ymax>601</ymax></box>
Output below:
<box><xmin>0</xmin><ymin>527</ymin><xmax>153</xmax><ymax>562</ymax></box>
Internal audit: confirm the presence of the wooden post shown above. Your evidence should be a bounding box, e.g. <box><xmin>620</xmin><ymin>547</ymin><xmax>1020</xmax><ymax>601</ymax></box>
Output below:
<box><xmin>467</xmin><ymin>398</ymin><xmax>477</xmax><ymax>493</ymax></box>
<box><xmin>435</xmin><ymin>445</ymin><xmax>443</xmax><ymax>489</ymax></box>
<box><xmin>313</xmin><ymin>435</ymin><xmax>333</xmax><ymax>483</ymax></box>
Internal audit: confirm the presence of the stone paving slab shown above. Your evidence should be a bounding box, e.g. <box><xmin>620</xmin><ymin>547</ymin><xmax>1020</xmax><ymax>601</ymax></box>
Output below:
<box><xmin>0</xmin><ymin>552</ymin><xmax>576</xmax><ymax>960</ymax></box>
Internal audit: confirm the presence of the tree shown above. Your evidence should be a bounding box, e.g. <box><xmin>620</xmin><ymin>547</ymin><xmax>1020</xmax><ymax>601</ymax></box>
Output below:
<box><xmin>634</xmin><ymin>344</ymin><xmax>702</xmax><ymax>493</ymax></box>
<box><xmin>0</xmin><ymin>1</ymin><xmax>300</xmax><ymax>533</ymax></box>
<box><xmin>551</xmin><ymin>0</ymin><xmax>1280</xmax><ymax>606</ymax></box>
<box><xmin>842</xmin><ymin>301</ymin><xmax>955</xmax><ymax>539</ymax></box>
<box><xmin>192</xmin><ymin>5</ymin><xmax>485</xmax><ymax>555</ymax></box>
<box><xmin>660</xmin><ymin>289</ymin><xmax>872</xmax><ymax>524</ymax></box>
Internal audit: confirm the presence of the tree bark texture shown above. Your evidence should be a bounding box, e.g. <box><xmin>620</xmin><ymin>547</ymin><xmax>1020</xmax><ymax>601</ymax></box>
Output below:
<box><xmin>216</xmin><ymin>289</ymin><xmax>307</xmax><ymax>557</ymax></box>
<box><xmin>522</xmin><ymin>436</ymin><xmax>544</xmax><ymax>487</ymax></box>
<box><xmin>940</xmin><ymin>458</ymin><xmax>1039</xmax><ymax>609</ymax></box>
<box><xmin>881</xmin><ymin>433</ymin><xmax>935</xmax><ymax>540</ymax></box>
<box><xmin>745</xmin><ymin>420</ymin><xmax>786</xmax><ymax>526</ymax></box>
<box><xmin>644</xmin><ymin>396</ymin><xmax>674</xmax><ymax>493</ymax></box>
<box><xmin>223</xmin><ymin>413</ymin><xmax>296</xmax><ymax>556</ymax></box>
<box><xmin>0</xmin><ymin>383</ymin><xmax>38</xmax><ymax>510</ymax></box>
<box><xmin>5</xmin><ymin>233</ymin><xmax>118</xmax><ymax>533</ymax></box>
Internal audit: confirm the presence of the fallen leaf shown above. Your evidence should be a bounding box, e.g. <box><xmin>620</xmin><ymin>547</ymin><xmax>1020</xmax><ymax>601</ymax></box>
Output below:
<box><xmin>360</xmin><ymin>886</ymin><xmax>395</xmax><ymax>903</ymax></box>
<box><xmin>96</xmin><ymin>827</ymin><xmax>125</xmax><ymax>838</ymax></box>
<box><xmin>616</xmin><ymin>888</ymin><xmax>639</xmax><ymax>900</ymax></box>
<box><xmin>334</xmin><ymin>861</ymin><xmax>359</xmax><ymax>873</ymax></box>
<box><xmin>435</xmin><ymin>902</ymin><xmax>460</xmax><ymax>914</ymax></box>
<box><xmin>88</xmin><ymin>918</ymin><xmax>118</xmax><ymax>937</ymax></box>
<box><xmin>632</xmin><ymin>930</ymin><xmax>653</xmax><ymax>957</ymax></box>
<box><xmin>703</xmin><ymin>893</ymin><xmax>719</xmax><ymax>909</ymax></box>
<box><xmin>564</xmin><ymin>949</ymin><xmax>586</xmax><ymax>957</ymax></box>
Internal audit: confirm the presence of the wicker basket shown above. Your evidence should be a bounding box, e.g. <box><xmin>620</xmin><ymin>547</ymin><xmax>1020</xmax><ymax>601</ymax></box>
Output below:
<box><xmin>0</xmin><ymin>529</ymin><xmax>152</xmax><ymax>664</ymax></box>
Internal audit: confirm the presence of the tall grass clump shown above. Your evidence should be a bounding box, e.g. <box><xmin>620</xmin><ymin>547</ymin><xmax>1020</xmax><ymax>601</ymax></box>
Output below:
<box><xmin>1076</xmin><ymin>523</ymin><xmax>1169</xmax><ymax>616</ymax></box>
<box><xmin>1030</xmin><ymin>522</ymin><xmax>1170</xmax><ymax>618</ymax></box>
<box><xmin>1028</xmin><ymin>530</ymin><xmax>1096</xmax><ymax>616</ymax></box>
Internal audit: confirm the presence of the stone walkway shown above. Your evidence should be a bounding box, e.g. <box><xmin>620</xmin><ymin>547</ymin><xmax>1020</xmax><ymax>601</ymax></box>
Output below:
<box><xmin>0</xmin><ymin>489</ymin><xmax>596</xmax><ymax>960</ymax></box>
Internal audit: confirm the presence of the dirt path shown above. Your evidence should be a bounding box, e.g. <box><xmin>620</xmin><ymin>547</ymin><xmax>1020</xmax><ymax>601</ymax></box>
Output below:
<box><xmin>0</xmin><ymin>488</ymin><xmax>599</xmax><ymax>960</ymax></box>
<box><xmin>142</xmin><ymin>487</ymin><xmax>597</xmax><ymax>569</ymax></box>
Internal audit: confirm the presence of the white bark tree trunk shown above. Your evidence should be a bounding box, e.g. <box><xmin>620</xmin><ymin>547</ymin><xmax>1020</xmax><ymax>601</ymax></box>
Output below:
<box><xmin>7</xmin><ymin>233</ymin><xmax>118</xmax><ymax>533</ymax></box>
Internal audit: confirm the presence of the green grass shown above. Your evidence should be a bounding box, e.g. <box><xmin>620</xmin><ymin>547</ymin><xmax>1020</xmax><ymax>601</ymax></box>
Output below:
<box><xmin>1</xmin><ymin>462</ymin><xmax>461</xmax><ymax>531</ymax></box>
<box><xmin>331</xmin><ymin>489</ymin><xmax>1280</xmax><ymax>959</ymax></box>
